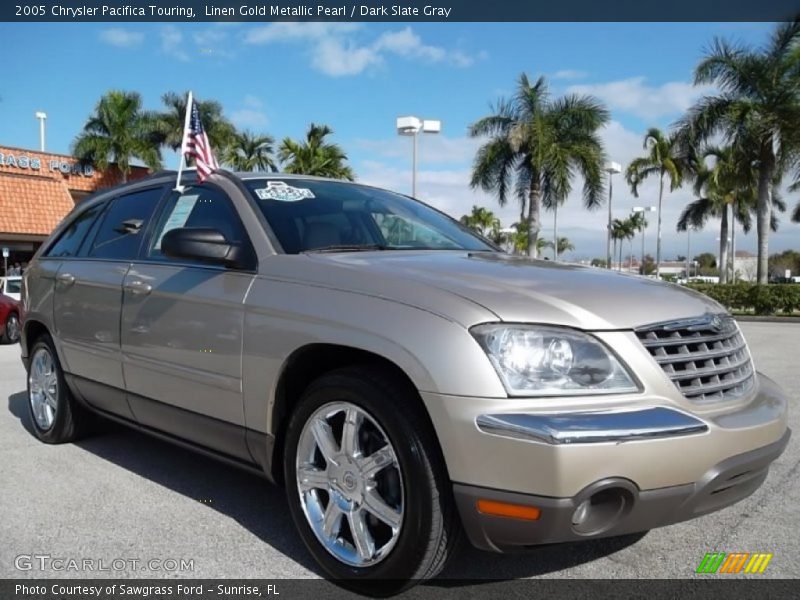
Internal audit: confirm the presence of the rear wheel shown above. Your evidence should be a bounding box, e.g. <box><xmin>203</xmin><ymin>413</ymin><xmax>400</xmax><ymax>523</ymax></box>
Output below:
<box><xmin>283</xmin><ymin>367</ymin><xmax>459</xmax><ymax>594</ymax></box>
<box><xmin>27</xmin><ymin>334</ymin><xmax>90</xmax><ymax>443</ymax></box>
<box><xmin>3</xmin><ymin>312</ymin><xmax>19</xmax><ymax>343</ymax></box>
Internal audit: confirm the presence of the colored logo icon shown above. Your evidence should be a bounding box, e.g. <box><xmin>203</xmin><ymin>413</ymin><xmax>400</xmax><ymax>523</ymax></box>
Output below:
<box><xmin>696</xmin><ymin>552</ymin><xmax>773</xmax><ymax>574</ymax></box>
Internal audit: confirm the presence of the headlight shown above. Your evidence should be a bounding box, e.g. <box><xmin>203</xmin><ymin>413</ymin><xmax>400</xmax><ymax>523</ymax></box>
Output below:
<box><xmin>471</xmin><ymin>324</ymin><xmax>640</xmax><ymax>397</ymax></box>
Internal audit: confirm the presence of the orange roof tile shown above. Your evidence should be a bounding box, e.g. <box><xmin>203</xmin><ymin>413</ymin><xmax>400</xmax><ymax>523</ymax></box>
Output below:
<box><xmin>0</xmin><ymin>173</ymin><xmax>75</xmax><ymax>235</ymax></box>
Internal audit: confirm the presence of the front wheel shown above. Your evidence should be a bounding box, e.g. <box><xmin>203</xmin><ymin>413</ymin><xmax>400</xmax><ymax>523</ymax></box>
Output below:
<box><xmin>283</xmin><ymin>367</ymin><xmax>460</xmax><ymax>594</ymax></box>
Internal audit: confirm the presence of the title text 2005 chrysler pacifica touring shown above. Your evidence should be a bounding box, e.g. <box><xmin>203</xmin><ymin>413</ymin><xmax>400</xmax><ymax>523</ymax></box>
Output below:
<box><xmin>19</xmin><ymin>171</ymin><xmax>789</xmax><ymax>592</ymax></box>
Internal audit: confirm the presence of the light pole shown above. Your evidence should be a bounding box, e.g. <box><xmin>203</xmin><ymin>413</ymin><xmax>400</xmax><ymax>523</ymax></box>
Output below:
<box><xmin>605</xmin><ymin>162</ymin><xmax>621</xmax><ymax>269</ymax></box>
<box><xmin>632</xmin><ymin>206</ymin><xmax>656</xmax><ymax>275</ymax></box>
<box><xmin>35</xmin><ymin>111</ymin><xmax>47</xmax><ymax>152</ymax></box>
<box><xmin>396</xmin><ymin>116</ymin><xmax>441</xmax><ymax>198</ymax></box>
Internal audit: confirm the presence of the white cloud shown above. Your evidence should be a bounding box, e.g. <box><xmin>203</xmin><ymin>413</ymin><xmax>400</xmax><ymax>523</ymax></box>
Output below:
<box><xmin>99</xmin><ymin>28</ymin><xmax>144</xmax><ymax>48</ymax></box>
<box><xmin>193</xmin><ymin>26</ymin><xmax>235</xmax><ymax>59</ymax></box>
<box><xmin>230</xmin><ymin>109</ymin><xmax>269</xmax><ymax>128</ymax></box>
<box><xmin>230</xmin><ymin>95</ymin><xmax>269</xmax><ymax>128</ymax></box>
<box><xmin>244</xmin><ymin>22</ymin><xmax>360</xmax><ymax>44</ymax></box>
<box><xmin>160</xmin><ymin>26</ymin><xmax>189</xmax><ymax>62</ymax></box>
<box><xmin>312</xmin><ymin>38</ymin><xmax>383</xmax><ymax>77</ymax></box>
<box><xmin>244</xmin><ymin>23</ymin><xmax>479</xmax><ymax>76</ymax></box>
<box><xmin>567</xmin><ymin>77</ymin><xmax>714</xmax><ymax>120</ymax></box>
<box><xmin>553</xmin><ymin>69</ymin><xmax>587</xmax><ymax>80</ymax></box>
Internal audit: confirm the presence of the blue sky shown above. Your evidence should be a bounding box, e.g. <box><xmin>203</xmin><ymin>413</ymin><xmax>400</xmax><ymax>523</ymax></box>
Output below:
<box><xmin>1</xmin><ymin>21</ymin><xmax>797</xmax><ymax>261</ymax></box>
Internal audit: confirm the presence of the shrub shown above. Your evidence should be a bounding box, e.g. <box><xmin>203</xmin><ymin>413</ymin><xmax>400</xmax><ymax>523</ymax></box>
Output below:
<box><xmin>686</xmin><ymin>283</ymin><xmax>800</xmax><ymax>315</ymax></box>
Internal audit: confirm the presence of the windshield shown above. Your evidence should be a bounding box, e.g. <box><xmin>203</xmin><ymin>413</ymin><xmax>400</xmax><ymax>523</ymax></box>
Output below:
<box><xmin>245</xmin><ymin>179</ymin><xmax>496</xmax><ymax>254</ymax></box>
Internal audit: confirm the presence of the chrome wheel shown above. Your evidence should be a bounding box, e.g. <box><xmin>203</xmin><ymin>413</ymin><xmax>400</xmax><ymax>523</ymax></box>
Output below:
<box><xmin>295</xmin><ymin>401</ymin><xmax>404</xmax><ymax>567</ymax></box>
<box><xmin>29</xmin><ymin>347</ymin><xmax>58</xmax><ymax>430</ymax></box>
<box><xmin>5</xmin><ymin>313</ymin><xmax>19</xmax><ymax>343</ymax></box>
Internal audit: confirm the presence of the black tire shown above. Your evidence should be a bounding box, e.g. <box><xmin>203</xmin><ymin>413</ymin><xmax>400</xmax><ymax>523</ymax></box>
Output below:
<box><xmin>3</xmin><ymin>311</ymin><xmax>19</xmax><ymax>344</ymax></box>
<box><xmin>283</xmin><ymin>366</ymin><xmax>460</xmax><ymax>595</ymax></box>
<box><xmin>26</xmin><ymin>333</ymin><xmax>90</xmax><ymax>443</ymax></box>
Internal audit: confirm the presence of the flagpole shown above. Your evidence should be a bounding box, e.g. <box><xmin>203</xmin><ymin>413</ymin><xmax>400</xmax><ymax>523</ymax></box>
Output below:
<box><xmin>174</xmin><ymin>90</ymin><xmax>193</xmax><ymax>191</ymax></box>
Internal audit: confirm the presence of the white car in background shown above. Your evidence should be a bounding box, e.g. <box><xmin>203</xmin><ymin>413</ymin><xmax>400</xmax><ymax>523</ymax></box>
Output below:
<box><xmin>1</xmin><ymin>276</ymin><xmax>21</xmax><ymax>301</ymax></box>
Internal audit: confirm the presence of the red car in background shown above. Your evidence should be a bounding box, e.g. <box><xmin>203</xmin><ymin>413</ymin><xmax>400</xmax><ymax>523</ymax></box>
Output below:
<box><xmin>0</xmin><ymin>292</ymin><xmax>19</xmax><ymax>344</ymax></box>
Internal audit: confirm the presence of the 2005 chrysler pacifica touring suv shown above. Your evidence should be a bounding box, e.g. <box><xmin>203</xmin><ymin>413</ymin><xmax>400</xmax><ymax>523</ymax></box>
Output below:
<box><xmin>19</xmin><ymin>170</ymin><xmax>789</xmax><ymax>592</ymax></box>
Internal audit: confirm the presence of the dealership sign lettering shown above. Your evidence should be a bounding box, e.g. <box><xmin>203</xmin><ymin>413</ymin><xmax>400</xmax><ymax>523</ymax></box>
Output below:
<box><xmin>0</xmin><ymin>152</ymin><xmax>94</xmax><ymax>177</ymax></box>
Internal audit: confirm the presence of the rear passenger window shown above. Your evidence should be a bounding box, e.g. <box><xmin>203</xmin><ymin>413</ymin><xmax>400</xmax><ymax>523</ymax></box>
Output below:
<box><xmin>88</xmin><ymin>187</ymin><xmax>165</xmax><ymax>260</ymax></box>
<box><xmin>46</xmin><ymin>203</ymin><xmax>105</xmax><ymax>258</ymax></box>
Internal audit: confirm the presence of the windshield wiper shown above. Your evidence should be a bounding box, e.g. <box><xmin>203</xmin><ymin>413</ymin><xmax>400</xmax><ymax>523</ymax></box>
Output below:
<box><xmin>304</xmin><ymin>244</ymin><xmax>390</xmax><ymax>253</ymax></box>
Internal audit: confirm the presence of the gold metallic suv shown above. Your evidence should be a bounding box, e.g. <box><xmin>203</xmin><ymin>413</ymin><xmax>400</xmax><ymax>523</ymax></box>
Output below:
<box><xmin>20</xmin><ymin>171</ymin><xmax>789</xmax><ymax>593</ymax></box>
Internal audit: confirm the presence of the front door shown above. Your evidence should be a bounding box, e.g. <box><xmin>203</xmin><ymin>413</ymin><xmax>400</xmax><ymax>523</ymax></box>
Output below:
<box><xmin>121</xmin><ymin>184</ymin><xmax>257</xmax><ymax>460</ymax></box>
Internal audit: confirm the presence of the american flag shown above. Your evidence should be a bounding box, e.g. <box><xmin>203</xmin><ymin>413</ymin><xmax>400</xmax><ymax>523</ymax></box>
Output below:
<box><xmin>181</xmin><ymin>98</ymin><xmax>218</xmax><ymax>182</ymax></box>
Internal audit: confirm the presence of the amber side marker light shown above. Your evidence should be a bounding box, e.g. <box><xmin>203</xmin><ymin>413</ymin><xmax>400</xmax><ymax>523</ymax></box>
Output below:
<box><xmin>476</xmin><ymin>499</ymin><xmax>541</xmax><ymax>521</ymax></box>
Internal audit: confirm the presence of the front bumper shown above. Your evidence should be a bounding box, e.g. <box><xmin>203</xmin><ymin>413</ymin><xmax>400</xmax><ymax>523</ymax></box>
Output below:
<box><xmin>420</xmin><ymin>372</ymin><xmax>789</xmax><ymax>551</ymax></box>
<box><xmin>455</xmin><ymin>429</ymin><xmax>789</xmax><ymax>552</ymax></box>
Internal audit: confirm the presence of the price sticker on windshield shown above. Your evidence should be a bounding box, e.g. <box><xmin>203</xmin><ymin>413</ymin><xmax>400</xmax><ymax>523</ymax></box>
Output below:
<box><xmin>254</xmin><ymin>181</ymin><xmax>315</xmax><ymax>202</ymax></box>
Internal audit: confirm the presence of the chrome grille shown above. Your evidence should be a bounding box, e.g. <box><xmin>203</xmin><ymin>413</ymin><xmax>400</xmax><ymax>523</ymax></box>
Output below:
<box><xmin>635</xmin><ymin>314</ymin><xmax>755</xmax><ymax>403</ymax></box>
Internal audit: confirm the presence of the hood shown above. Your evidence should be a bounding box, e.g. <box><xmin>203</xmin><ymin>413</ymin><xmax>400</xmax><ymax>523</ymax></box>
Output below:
<box><xmin>267</xmin><ymin>251</ymin><xmax>724</xmax><ymax>330</ymax></box>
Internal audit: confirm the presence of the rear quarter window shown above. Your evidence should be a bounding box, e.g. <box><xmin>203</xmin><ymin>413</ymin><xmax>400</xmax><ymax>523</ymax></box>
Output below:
<box><xmin>45</xmin><ymin>202</ymin><xmax>106</xmax><ymax>258</ymax></box>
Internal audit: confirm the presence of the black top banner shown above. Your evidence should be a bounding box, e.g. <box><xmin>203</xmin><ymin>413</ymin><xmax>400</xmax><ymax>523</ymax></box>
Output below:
<box><xmin>2</xmin><ymin>1</ymin><xmax>799</xmax><ymax>23</ymax></box>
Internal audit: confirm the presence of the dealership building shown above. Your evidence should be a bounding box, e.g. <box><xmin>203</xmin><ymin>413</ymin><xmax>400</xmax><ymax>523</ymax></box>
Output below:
<box><xmin>0</xmin><ymin>144</ymin><xmax>149</xmax><ymax>272</ymax></box>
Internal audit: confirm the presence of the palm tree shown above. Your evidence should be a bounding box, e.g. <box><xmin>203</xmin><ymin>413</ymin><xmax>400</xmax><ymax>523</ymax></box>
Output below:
<box><xmin>544</xmin><ymin>237</ymin><xmax>575</xmax><ymax>259</ymax></box>
<box><xmin>154</xmin><ymin>91</ymin><xmax>235</xmax><ymax>153</ymax></box>
<box><xmin>72</xmin><ymin>90</ymin><xmax>162</xmax><ymax>183</ymax></box>
<box><xmin>507</xmin><ymin>222</ymin><xmax>531</xmax><ymax>255</ymax></box>
<box><xmin>679</xmin><ymin>144</ymin><xmax>786</xmax><ymax>283</ymax></box>
<box><xmin>222</xmin><ymin>130</ymin><xmax>277</xmax><ymax>172</ymax></box>
<box><xmin>469</xmin><ymin>73</ymin><xmax>609</xmax><ymax>257</ymax></box>
<box><xmin>279</xmin><ymin>123</ymin><xmax>354</xmax><ymax>180</ymax></box>
<box><xmin>611</xmin><ymin>218</ymin><xmax>635</xmax><ymax>272</ymax></box>
<box><xmin>625</xmin><ymin>128</ymin><xmax>684</xmax><ymax>279</ymax></box>
<box><xmin>627</xmin><ymin>211</ymin><xmax>647</xmax><ymax>270</ymax></box>
<box><xmin>676</xmin><ymin>20</ymin><xmax>800</xmax><ymax>283</ymax></box>
<box><xmin>677</xmin><ymin>145</ymin><xmax>756</xmax><ymax>283</ymax></box>
<box><xmin>459</xmin><ymin>205</ymin><xmax>500</xmax><ymax>238</ymax></box>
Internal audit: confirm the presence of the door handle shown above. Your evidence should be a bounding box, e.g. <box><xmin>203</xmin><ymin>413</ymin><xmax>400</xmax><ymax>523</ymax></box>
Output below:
<box><xmin>124</xmin><ymin>281</ymin><xmax>152</xmax><ymax>296</ymax></box>
<box><xmin>56</xmin><ymin>273</ymin><xmax>75</xmax><ymax>286</ymax></box>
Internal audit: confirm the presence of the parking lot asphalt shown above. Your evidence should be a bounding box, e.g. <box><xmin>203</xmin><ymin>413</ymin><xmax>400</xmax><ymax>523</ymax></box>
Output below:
<box><xmin>1</xmin><ymin>321</ymin><xmax>798</xmax><ymax>583</ymax></box>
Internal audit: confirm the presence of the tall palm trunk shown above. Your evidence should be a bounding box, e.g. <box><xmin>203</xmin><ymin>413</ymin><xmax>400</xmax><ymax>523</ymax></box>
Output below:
<box><xmin>553</xmin><ymin>203</ymin><xmax>559</xmax><ymax>260</ymax></box>
<box><xmin>520</xmin><ymin>197</ymin><xmax>527</xmax><ymax>227</ymax></box>
<box><xmin>730</xmin><ymin>213</ymin><xmax>736</xmax><ymax>282</ymax></box>
<box><xmin>527</xmin><ymin>182</ymin><xmax>541</xmax><ymax>258</ymax></box>
<box><xmin>756</xmin><ymin>143</ymin><xmax>774</xmax><ymax>284</ymax></box>
<box><xmin>612</xmin><ymin>239</ymin><xmax>617</xmax><ymax>270</ymax></box>
<box><xmin>655</xmin><ymin>172</ymin><xmax>664</xmax><ymax>279</ymax></box>
<box><xmin>618</xmin><ymin>240</ymin><xmax>623</xmax><ymax>272</ymax></box>
<box><xmin>719</xmin><ymin>206</ymin><xmax>729</xmax><ymax>285</ymax></box>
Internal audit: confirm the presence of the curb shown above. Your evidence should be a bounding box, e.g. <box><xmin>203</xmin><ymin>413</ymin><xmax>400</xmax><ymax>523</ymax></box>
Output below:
<box><xmin>734</xmin><ymin>315</ymin><xmax>800</xmax><ymax>323</ymax></box>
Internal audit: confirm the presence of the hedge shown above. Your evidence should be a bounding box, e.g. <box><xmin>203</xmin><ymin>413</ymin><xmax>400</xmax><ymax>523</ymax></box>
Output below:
<box><xmin>686</xmin><ymin>283</ymin><xmax>800</xmax><ymax>315</ymax></box>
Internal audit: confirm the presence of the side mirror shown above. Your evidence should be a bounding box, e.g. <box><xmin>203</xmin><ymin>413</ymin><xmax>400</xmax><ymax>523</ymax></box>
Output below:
<box><xmin>161</xmin><ymin>227</ymin><xmax>248</xmax><ymax>269</ymax></box>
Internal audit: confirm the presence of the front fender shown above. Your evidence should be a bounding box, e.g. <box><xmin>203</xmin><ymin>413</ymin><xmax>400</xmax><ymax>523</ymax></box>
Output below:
<box><xmin>241</xmin><ymin>277</ymin><xmax>505</xmax><ymax>436</ymax></box>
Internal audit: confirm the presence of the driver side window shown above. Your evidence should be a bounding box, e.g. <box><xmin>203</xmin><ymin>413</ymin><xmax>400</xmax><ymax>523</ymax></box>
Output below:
<box><xmin>148</xmin><ymin>185</ymin><xmax>252</xmax><ymax>264</ymax></box>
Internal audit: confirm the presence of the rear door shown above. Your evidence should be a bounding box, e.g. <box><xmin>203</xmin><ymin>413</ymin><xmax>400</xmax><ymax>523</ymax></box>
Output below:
<box><xmin>53</xmin><ymin>185</ymin><xmax>167</xmax><ymax>418</ymax></box>
<box><xmin>121</xmin><ymin>183</ymin><xmax>257</xmax><ymax>460</ymax></box>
